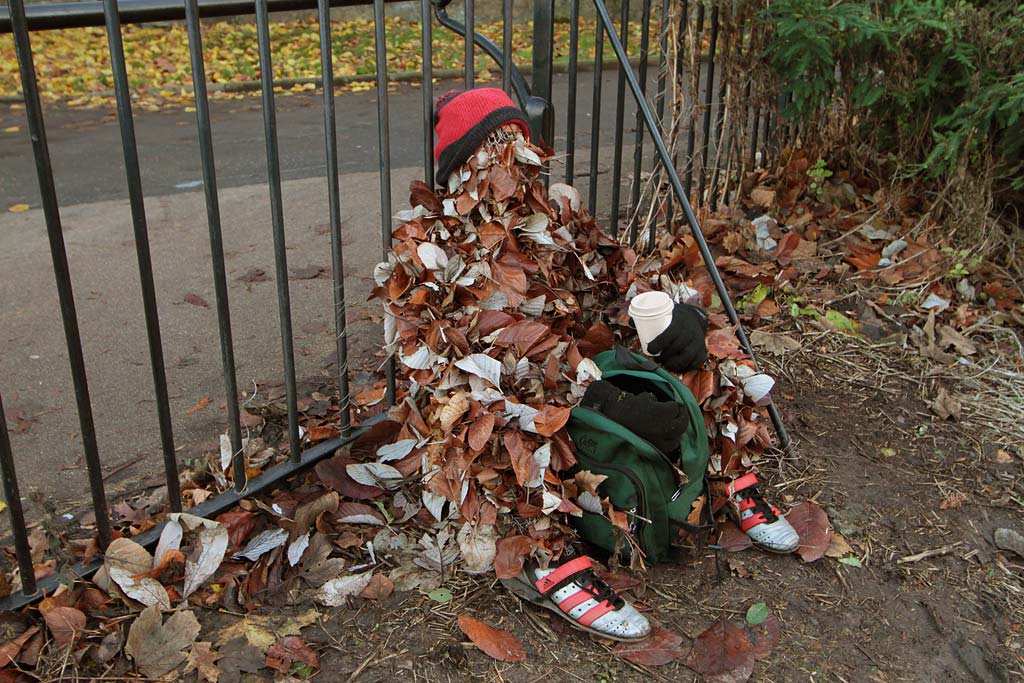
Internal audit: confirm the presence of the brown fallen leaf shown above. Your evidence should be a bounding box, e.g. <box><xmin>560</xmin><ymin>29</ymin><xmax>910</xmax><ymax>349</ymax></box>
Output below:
<box><xmin>457</xmin><ymin>614</ymin><xmax>527</xmax><ymax>663</ymax></box>
<box><xmin>42</xmin><ymin>606</ymin><xmax>86</xmax><ymax>650</ymax></box>
<box><xmin>716</xmin><ymin>521</ymin><xmax>753</xmax><ymax>553</ymax></box>
<box><xmin>493</xmin><ymin>535</ymin><xmax>535</xmax><ymax>580</ymax></box>
<box><xmin>0</xmin><ymin>625</ymin><xmax>40</xmax><ymax>666</ymax></box>
<box><xmin>746</xmin><ymin>614</ymin><xmax>781</xmax><ymax>661</ymax></box>
<box><xmin>929</xmin><ymin>387</ymin><xmax>961</xmax><ymax>421</ymax></box>
<box><xmin>184</xmin><ymin>292</ymin><xmax>210</xmax><ymax>308</ymax></box>
<box><xmin>786</xmin><ymin>501</ymin><xmax>833</xmax><ymax>563</ymax></box>
<box><xmin>236</xmin><ymin>267</ymin><xmax>270</xmax><ymax>285</ymax></box>
<box><xmin>125</xmin><ymin>604</ymin><xmax>201</xmax><ymax>679</ymax></box>
<box><xmin>359</xmin><ymin>572</ymin><xmax>395</xmax><ymax>600</ymax></box>
<box><xmin>825</xmin><ymin>532</ymin><xmax>855</xmax><ymax>558</ymax></box>
<box><xmin>265</xmin><ymin>636</ymin><xmax>318</xmax><ymax>674</ymax></box>
<box><xmin>290</xmin><ymin>264</ymin><xmax>327</xmax><ymax>280</ymax></box>
<box><xmin>685</xmin><ymin>618</ymin><xmax>755</xmax><ymax>683</ymax></box>
<box><xmin>184</xmin><ymin>641</ymin><xmax>223</xmax><ymax>683</ymax></box>
<box><xmin>186</xmin><ymin>397</ymin><xmax>211</xmax><ymax>415</ymax></box>
<box><xmin>612</xmin><ymin>625</ymin><xmax>687</xmax><ymax>666</ymax></box>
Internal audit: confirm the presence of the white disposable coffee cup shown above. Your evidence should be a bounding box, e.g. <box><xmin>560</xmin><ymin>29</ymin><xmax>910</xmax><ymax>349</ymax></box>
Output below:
<box><xmin>628</xmin><ymin>291</ymin><xmax>675</xmax><ymax>355</ymax></box>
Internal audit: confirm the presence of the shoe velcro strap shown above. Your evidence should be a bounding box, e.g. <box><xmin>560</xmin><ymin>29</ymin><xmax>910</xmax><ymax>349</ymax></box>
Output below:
<box><xmin>728</xmin><ymin>472</ymin><xmax>760</xmax><ymax>496</ymax></box>
<box><xmin>534</xmin><ymin>556</ymin><xmax>593</xmax><ymax>596</ymax></box>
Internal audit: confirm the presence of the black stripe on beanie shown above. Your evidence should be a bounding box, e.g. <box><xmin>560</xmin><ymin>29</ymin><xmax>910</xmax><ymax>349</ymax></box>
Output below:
<box><xmin>435</xmin><ymin>106</ymin><xmax>529</xmax><ymax>186</ymax></box>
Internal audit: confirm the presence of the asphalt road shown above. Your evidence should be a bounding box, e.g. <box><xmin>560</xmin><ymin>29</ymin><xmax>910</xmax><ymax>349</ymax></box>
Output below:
<box><xmin>1</xmin><ymin>71</ymin><xmax>655</xmax><ymax>208</ymax></box>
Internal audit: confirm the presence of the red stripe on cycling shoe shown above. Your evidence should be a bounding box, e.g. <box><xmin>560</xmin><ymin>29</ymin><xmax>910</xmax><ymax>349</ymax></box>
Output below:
<box><xmin>556</xmin><ymin>590</ymin><xmax>592</xmax><ymax>613</ymax></box>
<box><xmin>578</xmin><ymin>601</ymin><xmax>616</xmax><ymax>627</ymax></box>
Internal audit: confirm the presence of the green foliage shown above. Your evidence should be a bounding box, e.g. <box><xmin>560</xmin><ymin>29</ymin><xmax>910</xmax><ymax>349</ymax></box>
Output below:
<box><xmin>807</xmin><ymin>159</ymin><xmax>833</xmax><ymax>198</ymax></box>
<box><xmin>760</xmin><ymin>0</ymin><xmax>1024</xmax><ymax>192</ymax></box>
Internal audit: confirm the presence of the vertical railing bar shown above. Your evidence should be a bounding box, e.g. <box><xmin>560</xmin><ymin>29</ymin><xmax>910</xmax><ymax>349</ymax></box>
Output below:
<box><xmin>587</xmin><ymin>18</ymin><xmax>604</xmax><ymax>217</ymax></box>
<box><xmin>696</xmin><ymin>3</ymin><xmax>718</xmax><ymax>208</ymax></box>
<box><xmin>101</xmin><ymin>0</ymin><xmax>181</xmax><ymax>511</ymax></box>
<box><xmin>183</xmin><ymin>0</ymin><xmax>246</xmax><ymax>490</ymax></box>
<box><xmin>255</xmin><ymin>0</ymin><xmax>301</xmax><ymax>463</ymax></box>
<box><xmin>422</xmin><ymin>0</ymin><xmax>435</xmax><ymax>183</ymax></box>
<box><xmin>683</xmin><ymin>0</ymin><xmax>700</xmax><ymax>200</ymax></box>
<box><xmin>592</xmin><ymin>0</ymin><xmax>790</xmax><ymax>449</ymax></box>
<box><xmin>0</xmin><ymin>393</ymin><xmax>37</xmax><ymax>596</ymax></box>
<box><xmin>564</xmin><ymin>0</ymin><xmax>579</xmax><ymax>185</ymax></box>
<box><xmin>8</xmin><ymin>0</ymin><xmax>112</xmax><ymax>548</ymax></box>
<box><xmin>628</xmin><ymin>0</ymin><xmax>651</xmax><ymax>244</ymax></box>
<box><xmin>652</xmin><ymin>0</ymin><xmax>671</xmax><ymax>246</ymax></box>
<box><xmin>374</xmin><ymin>0</ymin><xmax>396</xmax><ymax>406</ymax></box>
<box><xmin>502</xmin><ymin>0</ymin><xmax>512</xmax><ymax>94</ymax></box>
<box><xmin>464</xmin><ymin>0</ymin><xmax>474</xmax><ymax>88</ymax></box>
<box><xmin>317</xmin><ymin>0</ymin><xmax>351</xmax><ymax>437</ymax></box>
<box><xmin>608</xmin><ymin>0</ymin><xmax>629</xmax><ymax>236</ymax></box>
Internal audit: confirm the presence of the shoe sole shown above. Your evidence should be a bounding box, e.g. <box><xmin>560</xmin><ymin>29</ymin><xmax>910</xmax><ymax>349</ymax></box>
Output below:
<box><xmin>500</xmin><ymin>575</ymin><xmax>650</xmax><ymax>643</ymax></box>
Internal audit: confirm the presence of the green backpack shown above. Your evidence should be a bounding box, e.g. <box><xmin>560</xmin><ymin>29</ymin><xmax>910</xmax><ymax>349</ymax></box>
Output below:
<box><xmin>567</xmin><ymin>349</ymin><xmax>711</xmax><ymax>564</ymax></box>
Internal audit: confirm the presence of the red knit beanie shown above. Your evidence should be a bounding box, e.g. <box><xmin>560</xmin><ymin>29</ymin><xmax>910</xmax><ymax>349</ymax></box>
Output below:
<box><xmin>433</xmin><ymin>87</ymin><xmax>530</xmax><ymax>186</ymax></box>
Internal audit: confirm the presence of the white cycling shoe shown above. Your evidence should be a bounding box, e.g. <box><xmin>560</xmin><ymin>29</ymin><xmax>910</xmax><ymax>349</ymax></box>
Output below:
<box><xmin>501</xmin><ymin>555</ymin><xmax>651</xmax><ymax>641</ymax></box>
<box><xmin>727</xmin><ymin>473</ymin><xmax>800</xmax><ymax>554</ymax></box>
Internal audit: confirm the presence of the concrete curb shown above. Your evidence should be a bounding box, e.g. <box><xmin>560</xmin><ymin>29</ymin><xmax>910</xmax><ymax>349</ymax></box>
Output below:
<box><xmin>1</xmin><ymin>56</ymin><xmax>647</xmax><ymax>104</ymax></box>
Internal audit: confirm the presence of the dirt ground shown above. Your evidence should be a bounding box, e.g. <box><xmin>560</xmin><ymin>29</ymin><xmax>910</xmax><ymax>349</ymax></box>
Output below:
<box><xmin>144</xmin><ymin>329</ymin><xmax>1022</xmax><ymax>683</ymax></box>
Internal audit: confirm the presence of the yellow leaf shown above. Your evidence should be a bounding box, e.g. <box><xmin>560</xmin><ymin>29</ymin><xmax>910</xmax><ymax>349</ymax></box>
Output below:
<box><xmin>0</xmin><ymin>501</ymin><xmax>6</xmax><ymax>513</ymax></box>
<box><xmin>8</xmin><ymin>204</ymin><xmax>31</xmax><ymax>213</ymax></box>
<box><xmin>3</xmin><ymin>126</ymin><xmax>19</xmax><ymax>133</ymax></box>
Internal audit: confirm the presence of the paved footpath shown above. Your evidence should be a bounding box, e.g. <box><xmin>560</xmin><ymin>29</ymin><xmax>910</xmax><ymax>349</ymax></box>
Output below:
<box><xmin>0</xmin><ymin>72</ymin><xmax>648</xmax><ymax>509</ymax></box>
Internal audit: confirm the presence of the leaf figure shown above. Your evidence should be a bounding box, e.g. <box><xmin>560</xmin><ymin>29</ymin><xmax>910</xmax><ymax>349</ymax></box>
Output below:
<box><xmin>785</xmin><ymin>501</ymin><xmax>833</xmax><ymax>562</ymax></box>
<box><xmin>685</xmin><ymin>618</ymin><xmax>756</xmax><ymax>683</ymax></box>
<box><xmin>612</xmin><ymin>625</ymin><xmax>687</xmax><ymax>666</ymax></box>
<box><xmin>456</xmin><ymin>614</ymin><xmax>527</xmax><ymax>663</ymax></box>
<box><xmin>125</xmin><ymin>604</ymin><xmax>201</xmax><ymax>679</ymax></box>
<box><xmin>233</xmin><ymin>528</ymin><xmax>288</xmax><ymax>562</ymax></box>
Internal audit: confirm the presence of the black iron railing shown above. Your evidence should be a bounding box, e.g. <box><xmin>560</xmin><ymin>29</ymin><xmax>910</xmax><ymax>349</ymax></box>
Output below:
<box><xmin>0</xmin><ymin>0</ymin><xmax>788</xmax><ymax>610</ymax></box>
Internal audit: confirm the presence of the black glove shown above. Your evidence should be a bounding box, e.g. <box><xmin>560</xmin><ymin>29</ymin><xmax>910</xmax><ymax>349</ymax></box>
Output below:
<box><xmin>646</xmin><ymin>303</ymin><xmax>708</xmax><ymax>373</ymax></box>
<box><xmin>582</xmin><ymin>380</ymin><xmax>689</xmax><ymax>454</ymax></box>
